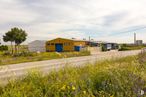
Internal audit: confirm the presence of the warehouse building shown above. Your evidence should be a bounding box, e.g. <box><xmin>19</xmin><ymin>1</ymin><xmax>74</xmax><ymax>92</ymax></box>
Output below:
<box><xmin>28</xmin><ymin>40</ymin><xmax>46</xmax><ymax>52</ymax></box>
<box><xmin>135</xmin><ymin>40</ymin><xmax>143</xmax><ymax>45</ymax></box>
<box><xmin>102</xmin><ymin>42</ymin><xmax>119</xmax><ymax>51</ymax></box>
<box><xmin>46</xmin><ymin>38</ymin><xmax>87</xmax><ymax>52</ymax></box>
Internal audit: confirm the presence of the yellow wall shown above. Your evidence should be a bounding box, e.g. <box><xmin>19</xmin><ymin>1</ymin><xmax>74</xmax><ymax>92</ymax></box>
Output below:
<box><xmin>74</xmin><ymin>41</ymin><xmax>86</xmax><ymax>46</ymax></box>
<box><xmin>46</xmin><ymin>38</ymin><xmax>74</xmax><ymax>52</ymax></box>
<box><xmin>46</xmin><ymin>38</ymin><xmax>87</xmax><ymax>52</ymax></box>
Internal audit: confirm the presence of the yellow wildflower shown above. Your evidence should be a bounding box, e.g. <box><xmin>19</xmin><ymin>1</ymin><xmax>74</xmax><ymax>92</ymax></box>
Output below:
<box><xmin>110</xmin><ymin>95</ymin><xmax>114</xmax><ymax>97</ymax></box>
<box><xmin>67</xmin><ymin>86</ymin><xmax>70</xmax><ymax>89</ymax></box>
<box><xmin>72</xmin><ymin>86</ymin><xmax>76</xmax><ymax>91</ymax></box>
<box><xmin>61</xmin><ymin>85</ymin><xmax>66</xmax><ymax>90</ymax></box>
<box><xmin>83</xmin><ymin>91</ymin><xmax>86</xmax><ymax>94</ymax></box>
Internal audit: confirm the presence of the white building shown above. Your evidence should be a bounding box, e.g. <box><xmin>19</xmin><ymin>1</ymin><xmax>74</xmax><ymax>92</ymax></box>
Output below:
<box><xmin>136</xmin><ymin>40</ymin><xmax>143</xmax><ymax>45</ymax></box>
<box><xmin>28</xmin><ymin>40</ymin><xmax>46</xmax><ymax>52</ymax></box>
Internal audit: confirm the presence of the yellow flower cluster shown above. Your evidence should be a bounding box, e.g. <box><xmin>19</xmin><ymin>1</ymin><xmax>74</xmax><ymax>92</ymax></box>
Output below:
<box><xmin>110</xmin><ymin>95</ymin><xmax>114</xmax><ymax>97</ymax></box>
<box><xmin>61</xmin><ymin>85</ymin><xmax>66</xmax><ymax>91</ymax></box>
<box><xmin>72</xmin><ymin>86</ymin><xmax>76</xmax><ymax>91</ymax></box>
<box><xmin>83</xmin><ymin>91</ymin><xmax>86</xmax><ymax>94</ymax></box>
<box><xmin>60</xmin><ymin>85</ymin><xmax>76</xmax><ymax>91</ymax></box>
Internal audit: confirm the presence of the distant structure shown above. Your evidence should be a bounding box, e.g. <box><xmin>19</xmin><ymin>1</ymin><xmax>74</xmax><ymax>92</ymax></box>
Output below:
<box><xmin>134</xmin><ymin>33</ymin><xmax>136</xmax><ymax>44</ymax></box>
<box><xmin>136</xmin><ymin>40</ymin><xmax>143</xmax><ymax>45</ymax></box>
<box><xmin>28</xmin><ymin>40</ymin><xmax>46</xmax><ymax>52</ymax></box>
<box><xmin>83</xmin><ymin>38</ymin><xmax>86</xmax><ymax>40</ymax></box>
<box><xmin>89</xmin><ymin>36</ymin><xmax>91</xmax><ymax>41</ymax></box>
<box><xmin>134</xmin><ymin>33</ymin><xmax>143</xmax><ymax>45</ymax></box>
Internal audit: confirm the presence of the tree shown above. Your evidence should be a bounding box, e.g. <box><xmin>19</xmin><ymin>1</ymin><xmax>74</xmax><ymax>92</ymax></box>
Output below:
<box><xmin>3</xmin><ymin>27</ymin><xmax>27</xmax><ymax>54</ymax></box>
<box><xmin>3</xmin><ymin>30</ymin><xmax>16</xmax><ymax>54</ymax></box>
<box><xmin>14</xmin><ymin>28</ymin><xmax>27</xmax><ymax>53</ymax></box>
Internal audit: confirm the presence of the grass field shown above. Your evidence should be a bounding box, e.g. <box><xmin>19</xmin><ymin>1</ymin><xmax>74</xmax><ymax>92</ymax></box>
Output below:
<box><xmin>0</xmin><ymin>45</ymin><xmax>90</xmax><ymax>66</ymax></box>
<box><xmin>0</xmin><ymin>53</ymin><xmax>146</xmax><ymax>97</ymax></box>
<box><xmin>0</xmin><ymin>51</ymin><xmax>90</xmax><ymax>66</ymax></box>
<box><xmin>0</xmin><ymin>51</ymin><xmax>90</xmax><ymax>65</ymax></box>
<box><xmin>119</xmin><ymin>45</ymin><xmax>146</xmax><ymax>51</ymax></box>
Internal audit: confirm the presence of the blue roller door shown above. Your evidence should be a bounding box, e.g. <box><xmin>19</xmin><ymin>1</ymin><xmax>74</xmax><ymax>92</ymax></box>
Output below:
<box><xmin>55</xmin><ymin>44</ymin><xmax>63</xmax><ymax>52</ymax></box>
<box><xmin>74</xmin><ymin>46</ymin><xmax>81</xmax><ymax>51</ymax></box>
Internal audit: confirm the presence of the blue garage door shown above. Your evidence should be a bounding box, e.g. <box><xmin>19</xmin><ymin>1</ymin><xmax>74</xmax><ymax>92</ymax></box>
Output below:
<box><xmin>55</xmin><ymin>44</ymin><xmax>63</xmax><ymax>52</ymax></box>
<box><xmin>74</xmin><ymin>46</ymin><xmax>81</xmax><ymax>51</ymax></box>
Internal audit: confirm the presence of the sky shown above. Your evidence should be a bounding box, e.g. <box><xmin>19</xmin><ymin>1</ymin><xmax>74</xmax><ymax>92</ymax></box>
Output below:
<box><xmin>0</xmin><ymin>0</ymin><xmax>146</xmax><ymax>44</ymax></box>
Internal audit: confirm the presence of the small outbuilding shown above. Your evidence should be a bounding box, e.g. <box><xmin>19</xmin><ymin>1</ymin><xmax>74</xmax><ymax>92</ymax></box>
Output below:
<box><xmin>46</xmin><ymin>38</ymin><xmax>87</xmax><ymax>52</ymax></box>
<box><xmin>102</xmin><ymin>42</ymin><xmax>119</xmax><ymax>51</ymax></box>
<box><xmin>28</xmin><ymin>40</ymin><xmax>46</xmax><ymax>52</ymax></box>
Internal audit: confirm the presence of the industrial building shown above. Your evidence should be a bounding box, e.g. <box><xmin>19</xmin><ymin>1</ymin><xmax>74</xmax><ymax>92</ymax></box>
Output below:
<box><xmin>134</xmin><ymin>33</ymin><xmax>143</xmax><ymax>45</ymax></box>
<box><xmin>28</xmin><ymin>38</ymin><xmax>119</xmax><ymax>53</ymax></box>
<box><xmin>102</xmin><ymin>42</ymin><xmax>119</xmax><ymax>51</ymax></box>
<box><xmin>136</xmin><ymin>40</ymin><xmax>143</xmax><ymax>45</ymax></box>
<box><xmin>28</xmin><ymin>40</ymin><xmax>46</xmax><ymax>52</ymax></box>
<box><xmin>46</xmin><ymin>38</ymin><xmax>87</xmax><ymax>52</ymax></box>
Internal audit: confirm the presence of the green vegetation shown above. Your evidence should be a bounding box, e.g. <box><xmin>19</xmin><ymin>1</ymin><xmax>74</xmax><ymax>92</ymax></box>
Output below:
<box><xmin>101</xmin><ymin>43</ymin><xmax>107</xmax><ymax>51</ymax></box>
<box><xmin>3</xmin><ymin>27</ymin><xmax>27</xmax><ymax>54</ymax></box>
<box><xmin>0</xmin><ymin>51</ymin><xmax>90</xmax><ymax>66</ymax></box>
<box><xmin>0</xmin><ymin>45</ymin><xmax>8</xmax><ymax>51</ymax></box>
<box><xmin>119</xmin><ymin>44</ymin><xmax>145</xmax><ymax>51</ymax></box>
<box><xmin>138</xmin><ymin>52</ymin><xmax>146</xmax><ymax>64</ymax></box>
<box><xmin>0</xmin><ymin>27</ymin><xmax>91</xmax><ymax>66</ymax></box>
<box><xmin>0</xmin><ymin>54</ymin><xmax>146</xmax><ymax>97</ymax></box>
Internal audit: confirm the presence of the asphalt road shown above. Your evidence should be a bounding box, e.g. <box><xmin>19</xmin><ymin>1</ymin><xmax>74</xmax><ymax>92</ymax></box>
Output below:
<box><xmin>0</xmin><ymin>50</ymin><xmax>141</xmax><ymax>84</ymax></box>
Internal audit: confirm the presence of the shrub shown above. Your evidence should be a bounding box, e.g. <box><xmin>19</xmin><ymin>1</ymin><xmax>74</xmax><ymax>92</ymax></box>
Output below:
<box><xmin>0</xmin><ymin>59</ymin><xmax>2</xmax><ymax>65</ymax></box>
<box><xmin>92</xmin><ymin>70</ymin><xmax>145</xmax><ymax>97</ymax></box>
<box><xmin>13</xmin><ymin>51</ymin><xmax>35</xmax><ymax>57</ymax></box>
<box><xmin>0</xmin><ymin>45</ymin><xmax>8</xmax><ymax>51</ymax></box>
<box><xmin>2</xmin><ymin>51</ymin><xmax>11</xmax><ymax>56</ymax></box>
<box><xmin>79</xmin><ymin>50</ymin><xmax>91</xmax><ymax>56</ymax></box>
<box><xmin>20</xmin><ymin>51</ymin><xmax>34</xmax><ymax>57</ymax></box>
<box><xmin>101</xmin><ymin>44</ymin><xmax>107</xmax><ymax>51</ymax></box>
<box><xmin>119</xmin><ymin>44</ymin><xmax>145</xmax><ymax>51</ymax></box>
<box><xmin>138</xmin><ymin>52</ymin><xmax>146</xmax><ymax>64</ymax></box>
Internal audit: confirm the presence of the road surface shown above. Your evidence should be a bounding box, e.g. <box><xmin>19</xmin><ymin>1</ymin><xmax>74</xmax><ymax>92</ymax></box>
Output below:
<box><xmin>0</xmin><ymin>50</ymin><xmax>141</xmax><ymax>84</ymax></box>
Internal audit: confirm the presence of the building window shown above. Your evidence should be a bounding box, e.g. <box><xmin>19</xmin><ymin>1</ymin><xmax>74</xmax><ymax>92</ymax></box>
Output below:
<box><xmin>64</xmin><ymin>43</ymin><xmax>70</xmax><ymax>46</ymax></box>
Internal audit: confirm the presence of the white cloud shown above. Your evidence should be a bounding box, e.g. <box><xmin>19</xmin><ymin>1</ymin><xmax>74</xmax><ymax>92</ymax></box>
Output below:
<box><xmin>0</xmin><ymin>0</ymin><xmax>146</xmax><ymax>43</ymax></box>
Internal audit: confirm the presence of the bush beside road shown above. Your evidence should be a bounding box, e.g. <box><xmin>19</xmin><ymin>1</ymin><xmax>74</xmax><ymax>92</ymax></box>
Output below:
<box><xmin>119</xmin><ymin>44</ymin><xmax>146</xmax><ymax>51</ymax></box>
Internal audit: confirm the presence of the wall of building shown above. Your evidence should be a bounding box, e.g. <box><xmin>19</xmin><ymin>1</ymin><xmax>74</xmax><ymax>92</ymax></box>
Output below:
<box><xmin>74</xmin><ymin>41</ymin><xmax>86</xmax><ymax>47</ymax></box>
<box><xmin>46</xmin><ymin>38</ymin><xmax>87</xmax><ymax>52</ymax></box>
<box><xmin>46</xmin><ymin>38</ymin><xmax>74</xmax><ymax>52</ymax></box>
<box><xmin>136</xmin><ymin>40</ymin><xmax>143</xmax><ymax>45</ymax></box>
<box><xmin>28</xmin><ymin>40</ymin><xmax>46</xmax><ymax>52</ymax></box>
